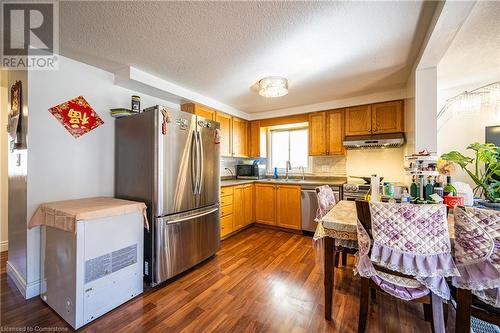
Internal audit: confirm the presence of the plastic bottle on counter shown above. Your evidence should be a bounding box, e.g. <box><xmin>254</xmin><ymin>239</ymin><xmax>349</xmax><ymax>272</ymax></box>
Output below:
<box><xmin>273</xmin><ymin>167</ymin><xmax>279</xmax><ymax>179</ymax></box>
<box><xmin>401</xmin><ymin>189</ymin><xmax>411</xmax><ymax>203</ymax></box>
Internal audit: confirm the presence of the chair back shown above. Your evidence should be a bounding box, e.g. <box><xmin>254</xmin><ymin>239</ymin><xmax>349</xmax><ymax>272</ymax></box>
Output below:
<box><xmin>356</xmin><ymin>200</ymin><xmax>372</xmax><ymax>237</ymax></box>
<box><xmin>315</xmin><ymin>185</ymin><xmax>336</xmax><ymax>220</ymax></box>
<box><xmin>453</xmin><ymin>206</ymin><xmax>500</xmax><ymax>307</ymax></box>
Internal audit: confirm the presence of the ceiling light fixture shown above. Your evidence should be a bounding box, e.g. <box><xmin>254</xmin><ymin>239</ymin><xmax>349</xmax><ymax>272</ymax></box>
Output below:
<box><xmin>258</xmin><ymin>76</ymin><xmax>288</xmax><ymax>98</ymax></box>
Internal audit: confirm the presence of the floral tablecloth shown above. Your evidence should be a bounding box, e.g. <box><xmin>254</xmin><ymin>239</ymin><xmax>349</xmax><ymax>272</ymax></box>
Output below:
<box><xmin>313</xmin><ymin>200</ymin><xmax>455</xmax><ymax>243</ymax></box>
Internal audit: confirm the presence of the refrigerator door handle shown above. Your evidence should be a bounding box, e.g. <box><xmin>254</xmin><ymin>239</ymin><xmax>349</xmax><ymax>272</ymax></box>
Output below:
<box><xmin>163</xmin><ymin>207</ymin><xmax>219</xmax><ymax>224</ymax></box>
<box><xmin>190</xmin><ymin>131</ymin><xmax>198</xmax><ymax>194</ymax></box>
<box><xmin>197</xmin><ymin>131</ymin><xmax>204</xmax><ymax>195</ymax></box>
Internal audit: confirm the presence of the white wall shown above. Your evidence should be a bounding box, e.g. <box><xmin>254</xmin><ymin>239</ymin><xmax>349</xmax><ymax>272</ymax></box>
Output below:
<box><xmin>1</xmin><ymin>71</ymin><xmax>8</xmax><ymax>252</ymax></box>
<box><xmin>21</xmin><ymin>55</ymin><xmax>178</xmax><ymax>297</ymax></box>
<box><xmin>415</xmin><ymin>67</ymin><xmax>438</xmax><ymax>152</ymax></box>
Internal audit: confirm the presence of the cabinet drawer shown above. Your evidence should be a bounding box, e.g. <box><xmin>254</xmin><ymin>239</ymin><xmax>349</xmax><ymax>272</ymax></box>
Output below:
<box><xmin>221</xmin><ymin>204</ymin><xmax>233</xmax><ymax>217</ymax></box>
<box><xmin>221</xmin><ymin>186</ymin><xmax>234</xmax><ymax>197</ymax></box>
<box><xmin>220</xmin><ymin>195</ymin><xmax>233</xmax><ymax>207</ymax></box>
<box><xmin>220</xmin><ymin>214</ymin><xmax>233</xmax><ymax>237</ymax></box>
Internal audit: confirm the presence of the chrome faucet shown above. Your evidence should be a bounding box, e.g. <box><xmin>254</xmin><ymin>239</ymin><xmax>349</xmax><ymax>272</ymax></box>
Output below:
<box><xmin>299</xmin><ymin>166</ymin><xmax>305</xmax><ymax>180</ymax></box>
<box><xmin>224</xmin><ymin>167</ymin><xmax>234</xmax><ymax>179</ymax></box>
<box><xmin>285</xmin><ymin>160</ymin><xmax>291</xmax><ymax>180</ymax></box>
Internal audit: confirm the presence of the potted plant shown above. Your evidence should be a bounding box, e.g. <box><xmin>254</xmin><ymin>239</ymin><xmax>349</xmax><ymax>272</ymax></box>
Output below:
<box><xmin>441</xmin><ymin>143</ymin><xmax>500</xmax><ymax>209</ymax></box>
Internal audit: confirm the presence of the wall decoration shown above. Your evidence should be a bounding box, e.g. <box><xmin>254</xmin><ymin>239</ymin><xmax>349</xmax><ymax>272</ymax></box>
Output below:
<box><xmin>8</xmin><ymin>80</ymin><xmax>22</xmax><ymax>141</ymax></box>
<box><xmin>48</xmin><ymin>96</ymin><xmax>104</xmax><ymax>138</ymax></box>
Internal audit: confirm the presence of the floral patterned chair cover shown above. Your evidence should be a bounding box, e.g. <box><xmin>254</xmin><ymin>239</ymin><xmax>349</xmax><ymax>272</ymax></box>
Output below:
<box><xmin>315</xmin><ymin>185</ymin><xmax>336</xmax><ymax>220</ymax></box>
<box><xmin>356</xmin><ymin>202</ymin><xmax>459</xmax><ymax>301</ymax></box>
<box><xmin>315</xmin><ymin>185</ymin><xmax>357</xmax><ymax>249</ymax></box>
<box><xmin>452</xmin><ymin>206</ymin><xmax>500</xmax><ymax>307</ymax></box>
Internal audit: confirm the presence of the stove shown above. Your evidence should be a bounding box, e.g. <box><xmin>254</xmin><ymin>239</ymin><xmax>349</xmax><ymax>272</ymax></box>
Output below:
<box><xmin>342</xmin><ymin>183</ymin><xmax>371</xmax><ymax>201</ymax></box>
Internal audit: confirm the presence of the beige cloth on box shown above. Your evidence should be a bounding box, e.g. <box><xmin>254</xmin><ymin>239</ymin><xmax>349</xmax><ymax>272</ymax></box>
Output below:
<box><xmin>28</xmin><ymin>197</ymin><xmax>149</xmax><ymax>233</ymax></box>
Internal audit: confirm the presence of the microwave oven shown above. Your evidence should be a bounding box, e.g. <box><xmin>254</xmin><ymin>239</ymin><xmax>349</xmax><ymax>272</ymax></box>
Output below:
<box><xmin>236</xmin><ymin>164</ymin><xmax>265</xmax><ymax>179</ymax></box>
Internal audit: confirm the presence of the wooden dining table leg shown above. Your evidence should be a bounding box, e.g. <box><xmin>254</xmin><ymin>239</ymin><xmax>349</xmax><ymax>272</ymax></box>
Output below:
<box><xmin>324</xmin><ymin>237</ymin><xmax>335</xmax><ymax>320</ymax></box>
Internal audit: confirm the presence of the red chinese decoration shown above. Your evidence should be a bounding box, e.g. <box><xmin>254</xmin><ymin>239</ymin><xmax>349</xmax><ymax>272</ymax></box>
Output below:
<box><xmin>48</xmin><ymin>96</ymin><xmax>104</xmax><ymax>138</ymax></box>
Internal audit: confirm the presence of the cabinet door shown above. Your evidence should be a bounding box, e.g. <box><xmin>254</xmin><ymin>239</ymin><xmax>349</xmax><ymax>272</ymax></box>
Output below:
<box><xmin>249</xmin><ymin>121</ymin><xmax>261</xmax><ymax>158</ymax></box>
<box><xmin>180</xmin><ymin>103</ymin><xmax>215</xmax><ymax>120</ymax></box>
<box><xmin>215</xmin><ymin>112</ymin><xmax>232</xmax><ymax>157</ymax></box>
<box><xmin>276</xmin><ymin>185</ymin><xmax>301</xmax><ymax>230</ymax></box>
<box><xmin>255</xmin><ymin>184</ymin><xmax>276</xmax><ymax>225</ymax></box>
<box><xmin>220</xmin><ymin>214</ymin><xmax>233</xmax><ymax>238</ymax></box>
<box><xmin>232</xmin><ymin>117</ymin><xmax>249</xmax><ymax>157</ymax></box>
<box><xmin>326</xmin><ymin>109</ymin><xmax>345</xmax><ymax>155</ymax></box>
<box><xmin>308</xmin><ymin>112</ymin><xmax>327</xmax><ymax>156</ymax></box>
<box><xmin>233</xmin><ymin>186</ymin><xmax>245</xmax><ymax>230</ymax></box>
<box><xmin>345</xmin><ymin>105</ymin><xmax>372</xmax><ymax>136</ymax></box>
<box><xmin>372</xmin><ymin>100</ymin><xmax>404</xmax><ymax>134</ymax></box>
<box><xmin>243</xmin><ymin>184</ymin><xmax>254</xmax><ymax>225</ymax></box>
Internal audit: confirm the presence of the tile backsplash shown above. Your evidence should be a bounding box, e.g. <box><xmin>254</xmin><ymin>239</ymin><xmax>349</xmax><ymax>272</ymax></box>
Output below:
<box><xmin>220</xmin><ymin>157</ymin><xmax>264</xmax><ymax>178</ymax></box>
<box><xmin>310</xmin><ymin>156</ymin><xmax>347</xmax><ymax>177</ymax></box>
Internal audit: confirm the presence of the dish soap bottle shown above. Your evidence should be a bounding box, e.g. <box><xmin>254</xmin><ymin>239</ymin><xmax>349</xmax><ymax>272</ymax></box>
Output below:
<box><xmin>410</xmin><ymin>176</ymin><xmax>419</xmax><ymax>199</ymax></box>
<box><xmin>273</xmin><ymin>167</ymin><xmax>279</xmax><ymax>179</ymax></box>
<box><xmin>424</xmin><ymin>176</ymin><xmax>434</xmax><ymax>201</ymax></box>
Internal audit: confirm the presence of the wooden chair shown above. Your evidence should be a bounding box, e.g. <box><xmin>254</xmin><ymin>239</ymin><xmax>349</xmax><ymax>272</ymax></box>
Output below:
<box><xmin>452</xmin><ymin>206</ymin><xmax>500</xmax><ymax>333</ymax></box>
<box><xmin>355</xmin><ymin>200</ymin><xmax>450</xmax><ymax>333</ymax></box>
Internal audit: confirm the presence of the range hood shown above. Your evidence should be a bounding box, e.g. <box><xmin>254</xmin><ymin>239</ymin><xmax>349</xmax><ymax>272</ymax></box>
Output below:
<box><xmin>343</xmin><ymin>133</ymin><xmax>405</xmax><ymax>149</ymax></box>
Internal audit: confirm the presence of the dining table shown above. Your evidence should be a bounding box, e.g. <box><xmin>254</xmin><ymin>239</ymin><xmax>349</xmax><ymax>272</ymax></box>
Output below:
<box><xmin>313</xmin><ymin>200</ymin><xmax>455</xmax><ymax>320</ymax></box>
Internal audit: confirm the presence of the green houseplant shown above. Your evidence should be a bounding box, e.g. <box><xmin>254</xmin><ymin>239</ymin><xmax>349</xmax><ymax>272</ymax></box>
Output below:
<box><xmin>440</xmin><ymin>143</ymin><xmax>500</xmax><ymax>204</ymax></box>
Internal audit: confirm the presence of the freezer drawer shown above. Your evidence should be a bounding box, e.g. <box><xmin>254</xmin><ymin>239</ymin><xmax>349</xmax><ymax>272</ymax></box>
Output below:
<box><xmin>153</xmin><ymin>205</ymin><xmax>220</xmax><ymax>285</ymax></box>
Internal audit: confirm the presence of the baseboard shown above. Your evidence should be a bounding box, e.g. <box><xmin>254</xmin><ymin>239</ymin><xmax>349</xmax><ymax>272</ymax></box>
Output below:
<box><xmin>6</xmin><ymin>261</ymin><xmax>40</xmax><ymax>299</ymax></box>
<box><xmin>0</xmin><ymin>240</ymin><xmax>7</xmax><ymax>252</ymax></box>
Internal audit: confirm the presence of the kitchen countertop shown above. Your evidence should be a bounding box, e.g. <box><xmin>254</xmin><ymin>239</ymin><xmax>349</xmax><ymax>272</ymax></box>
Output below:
<box><xmin>220</xmin><ymin>178</ymin><xmax>346</xmax><ymax>187</ymax></box>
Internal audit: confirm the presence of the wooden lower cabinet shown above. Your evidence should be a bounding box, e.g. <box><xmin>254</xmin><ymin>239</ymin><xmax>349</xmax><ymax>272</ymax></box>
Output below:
<box><xmin>255</xmin><ymin>184</ymin><xmax>301</xmax><ymax>230</ymax></box>
<box><xmin>243</xmin><ymin>184</ymin><xmax>254</xmax><ymax>225</ymax></box>
<box><xmin>221</xmin><ymin>184</ymin><xmax>254</xmax><ymax>238</ymax></box>
<box><xmin>276</xmin><ymin>185</ymin><xmax>301</xmax><ymax>230</ymax></box>
<box><xmin>255</xmin><ymin>184</ymin><xmax>276</xmax><ymax>225</ymax></box>
<box><xmin>232</xmin><ymin>186</ymin><xmax>245</xmax><ymax>230</ymax></box>
<box><xmin>220</xmin><ymin>214</ymin><xmax>233</xmax><ymax>237</ymax></box>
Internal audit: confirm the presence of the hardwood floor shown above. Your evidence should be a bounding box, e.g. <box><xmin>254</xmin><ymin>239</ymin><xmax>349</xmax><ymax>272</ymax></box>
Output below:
<box><xmin>1</xmin><ymin>227</ymin><xmax>438</xmax><ymax>332</ymax></box>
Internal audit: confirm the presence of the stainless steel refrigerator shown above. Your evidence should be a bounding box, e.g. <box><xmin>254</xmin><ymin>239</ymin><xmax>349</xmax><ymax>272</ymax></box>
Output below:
<box><xmin>115</xmin><ymin>105</ymin><xmax>220</xmax><ymax>286</ymax></box>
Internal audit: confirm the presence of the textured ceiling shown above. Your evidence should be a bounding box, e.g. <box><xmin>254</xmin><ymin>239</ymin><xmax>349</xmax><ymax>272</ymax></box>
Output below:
<box><xmin>438</xmin><ymin>1</ymin><xmax>500</xmax><ymax>102</ymax></box>
<box><xmin>60</xmin><ymin>1</ymin><xmax>433</xmax><ymax>113</ymax></box>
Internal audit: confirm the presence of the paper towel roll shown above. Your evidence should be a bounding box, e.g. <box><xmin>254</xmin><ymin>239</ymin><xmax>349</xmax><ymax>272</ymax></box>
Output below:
<box><xmin>371</xmin><ymin>175</ymin><xmax>380</xmax><ymax>202</ymax></box>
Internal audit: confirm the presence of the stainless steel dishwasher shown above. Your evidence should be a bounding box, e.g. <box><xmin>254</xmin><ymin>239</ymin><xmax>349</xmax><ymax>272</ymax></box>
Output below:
<box><xmin>301</xmin><ymin>185</ymin><xmax>341</xmax><ymax>232</ymax></box>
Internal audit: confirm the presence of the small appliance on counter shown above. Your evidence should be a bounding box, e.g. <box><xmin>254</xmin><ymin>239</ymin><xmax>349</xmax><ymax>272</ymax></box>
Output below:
<box><xmin>236</xmin><ymin>161</ymin><xmax>265</xmax><ymax>179</ymax></box>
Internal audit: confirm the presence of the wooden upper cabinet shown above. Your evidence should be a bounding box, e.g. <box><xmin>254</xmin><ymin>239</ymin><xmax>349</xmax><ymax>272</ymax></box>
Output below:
<box><xmin>215</xmin><ymin>112</ymin><xmax>232</xmax><ymax>157</ymax></box>
<box><xmin>232</xmin><ymin>117</ymin><xmax>249</xmax><ymax>157</ymax></box>
<box><xmin>276</xmin><ymin>185</ymin><xmax>301</xmax><ymax>230</ymax></box>
<box><xmin>255</xmin><ymin>184</ymin><xmax>276</xmax><ymax>225</ymax></box>
<box><xmin>345</xmin><ymin>105</ymin><xmax>372</xmax><ymax>136</ymax></box>
<box><xmin>181</xmin><ymin>103</ymin><xmax>215</xmax><ymax>120</ymax></box>
<box><xmin>371</xmin><ymin>100</ymin><xmax>404</xmax><ymax>134</ymax></box>
<box><xmin>326</xmin><ymin>109</ymin><xmax>345</xmax><ymax>155</ymax></box>
<box><xmin>249</xmin><ymin>121</ymin><xmax>261</xmax><ymax>158</ymax></box>
<box><xmin>308</xmin><ymin>112</ymin><xmax>327</xmax><ymax>156</ymax></box>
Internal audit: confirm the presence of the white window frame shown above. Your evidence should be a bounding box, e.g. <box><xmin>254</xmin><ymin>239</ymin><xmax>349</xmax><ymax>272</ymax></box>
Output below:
<box><xmin>268</xmin><ymin>126</ymin><xmax>309</xmax><ymax>173</ymax></box>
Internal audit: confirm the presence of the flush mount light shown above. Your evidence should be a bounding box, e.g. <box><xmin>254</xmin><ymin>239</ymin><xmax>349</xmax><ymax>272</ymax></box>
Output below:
<box><xmin>258</xmin><ymin>76</ymin><xmax>288</xmax><ymax>98</ymax></box>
